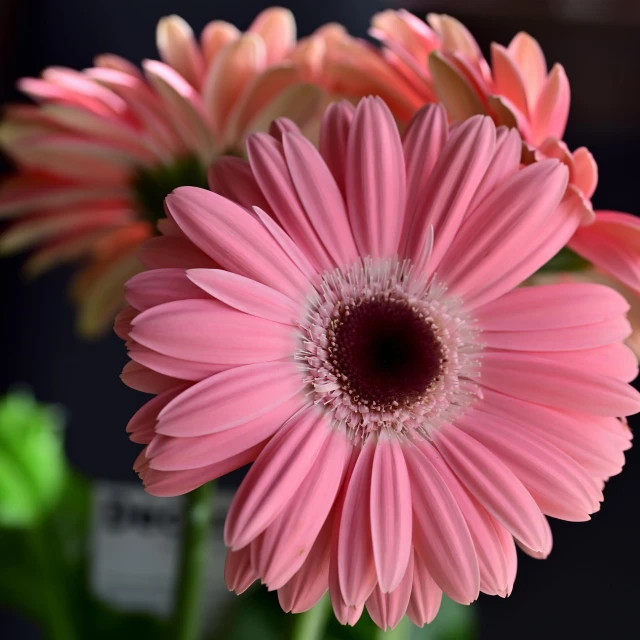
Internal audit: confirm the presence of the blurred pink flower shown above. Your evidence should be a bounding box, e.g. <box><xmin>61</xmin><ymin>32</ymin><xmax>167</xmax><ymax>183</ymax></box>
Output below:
<box><xmin>324</xmin><ymin>10</ymin><xmax>640</xmax><ymax>302</ymax></box>
<box><xmin>0</xmin><ymin>7</ymin><xmax>324</xmax><ymax>337</ymax></box>
<box><xmin>120</xmin><ymin>98</ymin><xmax>638</xmax><ymax>628</ymax></box>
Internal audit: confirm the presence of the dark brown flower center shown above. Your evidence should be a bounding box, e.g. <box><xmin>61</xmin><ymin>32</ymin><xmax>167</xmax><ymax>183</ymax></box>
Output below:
<box><xmin>330</xmin><ymin>298</ymin><xmax>444</xmax><ymax>408</ymax></box>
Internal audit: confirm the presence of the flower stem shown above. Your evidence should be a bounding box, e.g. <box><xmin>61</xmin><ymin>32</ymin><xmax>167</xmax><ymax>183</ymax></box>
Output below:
<box><xmin>30</xmin><ymin>518</ymin><xmax>77</xmax><ymax>640</ymax></box>
<box><xmin>291</xmin><ymin>593</ymin><xmax>332</xmax><ymax>640</ymax></box>
<box><xmin>171</xmin><ymin>482</ymin><xmax>214</xmax><ymax>640</ymax></box>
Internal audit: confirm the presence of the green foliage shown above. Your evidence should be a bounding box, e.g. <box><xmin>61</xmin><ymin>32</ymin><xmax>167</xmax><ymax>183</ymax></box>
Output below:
<box><xmin>0</xmin><ymin>391</ymin><xmax>65</xmax><ymax>527</ymax></box>
<box><xmin>537</xmin><ymin>246</ymin><xmax>590</xmax><ymax>273</ymax></box>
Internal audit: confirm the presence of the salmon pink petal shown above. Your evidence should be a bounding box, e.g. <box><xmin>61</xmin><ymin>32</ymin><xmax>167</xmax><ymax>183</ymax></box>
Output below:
<box><xmin>187</xmin><ymin>269</ymin><xmax>300</xmax><ymax>324</ymax></box>
<box><xmin>338</xmin><ymin>438</ymin><xmax>378</xmax><ymax>607</ymax></box>
<box><xmin>480</xmin><ymin>351</ymin><xmax>640</xmax><ymax>416</ymax></box>
<box><xmin>249</xmin><ymin>8</ymin><xmax>296</xmax><ymax>64</ymax></box>
<box><xmin>370</xmin><ymin>433</ymin><xmax>412</xmax><ymax>593</ymax></box>
<box><xmin>114</xmin><ymin>305</ymin><xmax>137</xmax><ymax>340</ymax></box>
<box><xmin>149</xmin><ymin>395</ymin><xmax>304</xmax><ymax>470</ymax></box>
<box><xmin>255</xmin><ymin>427</ymin><xmax>351</xmax><ymax>589</ymax></box>
<box><xmin>224</xmin><ymin>406</ymin><xmax>330</xmax><ymax>549</ymax></box>
<box><xmin>532</xmin><ymin>63</ymin><xmax>570</xmax><ymax>145</ymax></box>
<box><xmin>404</xmin><ymin>442</ymin><xmax>479</xmax><ymax>604</ymax></box>
<box><xmin>156</xmin><ymin>15</ymin><xmax>205</xmax><ymax>88</ymax></box>
<box><xmin>491</xmin><ymin>43</ymin><xmax>529</xmax><ymax>118</ymax></box>
<box><xmin>346</xmin><ymin>97</ymin><xmax>406</xmax><ymax>258</ymax></box>
<box><xmin>457</xmin><ymin>411</ymin><xmax>602</xmax><ymax>521</ymax></box>
<box><xmin>570</xmin><ymin>211</ymin><xmax>640</xmax><ymax>295</ymax></box>
<box><xmin>247</xmin><ymin>133</ymin><xmax>334</xmax><ymax>271</ymax></box>
<box><xmin>125</xmin><ymin>268</ymin><xmax>208</xmax><ymax>311</ymax></box>
<box><xmin>407</xmin><ymin>552</ymin><xmax>442</xmax><ymax>626</ymax></box>
<box><xmin>202</xmin><ymin>34</ymin><xmax>265</xmax><ymax>136</ymax></box>
<box><xmin>319</xmin><ymin>101</ymin><xmax>355</xmax><ymax>198</ymax></box>
<box><xmin>572</xmin><ymin>147</ymin><xmax>598</xmax><ymax>199</ymax></box>
<box><xmin>283</xmin><ymin>131</ymin><xmax>359</xmax><ymax>267</ymax></box>
<box><xmin>507</xmin><ymin>32</ymin><xmax>547</xmax><ymax>111</ymax></box>
<box><xmin>433</xmin><ymin>425</ymin><xmax>550</xmax><ymax>554</ymax></box>
<box><xmin>404</xmin><ymin>115</ymin><xmax>495</xmax><ymax>271</ymax></box>
<box><xmin>277</xmin><ymin>519</ymin><xmax>331</xmax><ymax>613</ymax></box>
<box><xmin>166</xmin><ymin>187</ymin><xmax>310</xmax><ymax>299</ymax></box>
<box><xmin>155</xmin><ymin>360</ymin><xmax>303</xmax><ymax>436</ymax></box>
<box><xmin>200</xmin><ymin>21</ymin><xmax>240</xmax><ymax>67</ymax></box>
<box><xmin>131</xmin><ymin>299</ymin><xmax>295</xmax><ymax>365</ymax></box>
<box><xmin>366</xmin><ymin>551</ymin><xmax>414</xmax><ymax>630</ymax></box>
<box><xmin>225</xmin><ymin>547</ymin><xmax>256</xmax><ymax>595</ymax></box>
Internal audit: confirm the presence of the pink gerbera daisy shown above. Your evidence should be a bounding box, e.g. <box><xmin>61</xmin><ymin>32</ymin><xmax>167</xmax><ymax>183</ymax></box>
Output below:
<box><xmin>120</xmin><ymin>98</ymin><xmax>639</xmax><ymax>629</ymax></box>
<box><xmin>0</xmin><ymin>7</ymin><xmax>324</xmax><ymax>337</ymax></box>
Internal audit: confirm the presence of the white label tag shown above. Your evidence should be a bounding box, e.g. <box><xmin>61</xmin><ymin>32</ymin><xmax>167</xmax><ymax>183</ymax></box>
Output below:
<box><xmin>90</xmin><ymin>480</ymin><xmax>234</xmax><ymax>621</ymax></box>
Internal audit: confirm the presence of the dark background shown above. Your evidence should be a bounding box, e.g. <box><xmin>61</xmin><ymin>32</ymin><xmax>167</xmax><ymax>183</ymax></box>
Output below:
<box><xmin>0</xmin><ymin>1</ymin><xmax>638</xmax><ymax>638</ymax></box>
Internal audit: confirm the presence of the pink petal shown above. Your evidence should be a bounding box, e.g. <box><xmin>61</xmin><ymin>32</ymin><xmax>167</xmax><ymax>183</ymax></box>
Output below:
<box><xmin>403</xmin><ymin>443</ymin><xmax>479</xmax><ymax>604</ymax></box>
<box><xmin>130</xmin><ymin>299</ymin><xmax>295</xmax><ymax>365</ymax></box>
<box><xmin>416</xmin><ymin>440</ymin><xmax>511</xmax><ymax>597</ymax></box>
<box><xmin>278</xmin><ymin>515</ymin><xmax>332</xmax><ymax>613</ymax></box>
<box><xmin>200</xmin><ymin>21</ymin><xmax>240</xmax><ymax>67</ymax></box>
<box><xmin>187</xmin><ymin>269</ymin><xmax>300</xmax><ymax>324</ymax></box>
<box><xmin>345</xmin><ymin>97</ymin><xmax>406</xmax><ymax>258</ymax></box>
<box><xmin>319</xmin><ymin>101</ymin><xmax>355</xmax><ymax>198</ymax></box>
<box><xmin>225</xmin><ymin>547</ymin><xmax>256</xmax><ymax>594</ymax></box>
<box><xmin>283</xmin><ymin>131</ymin><xmax>359</xmax><ymax>267</ymax></box>
<box><xmin>224</xmin><ymin>407</ymin><xmax>330</xmax><ymax>549</ymax></box>
<box><xmin>114</xmin><ymin>305</ymin><xmax>137</xmax><ymax>341</ymax></box>
<box><xmin>476</xmin><ymin>283</ymin><xmax>629</xmax><ymax>330</ymax></box>
<box><xmin>401</xmin><ymin>104</ymin><xmax>448</xmax><ymax>245</ymax></box>
<box><xmin>166</xmin><ymin>187</ymin><xmax>310</xmax><ymax>299</ymax></box>
<box><xmin>155</xmin><ymin>360</ymin><xmax>303</xmax><ymax>436</ymax></box>
<box><xmin>370</xmin><ymin>433</ymin><xmax>412</xmax><ymax>593</ymax></box>
<box><xmin>467</xmin><ymin>126</ymin><xmax>522</xmax><ymax>212</ymax></box>
<box><xmin>441</xmin><ymin>160</ymin><xmax>568</xmax><ymax>299</ymax></box>
<box><xmin>480</xmin><ymin>351</ymin><xmax>640</xmax><ymax>416</ymax></box>
<box><xmin>255</xmin><ymin>427</ymin><xmax>352</xmax><ymax>589</ymax></box>
<box><xmin>366</xmin><ymin>551</ymin><xmax>414</xmax><ymax>630</ymax></box>
<box><xmin>433</xmin><ymin>424</ymin><xmax>550</xmax><ymax>554</ymax></box>
<box><xmin>338</xmin><ymin>437</ymin><xmax>378</xmax><ymax>607</ymax></box>
<box><xmin>457</xmin><ymin>411</ymin><xmax>602</xmax><ymax>521</ymax></box>
<box><xmin>128</xmin><ymin>344</ymin><xmax>226</xmax><ymax>382</ymax></box>
<box><xmin>532</xmin><ymin>63</ymin><xmax>570</xmax><ymax>146</ymax></box>
<box><xmin>149</xmin><ymin>395</ymin><xmax>305</xmax><ymax>471</ymax></box>
<box><xmin>126</xmin><ymin>384</ymin><xmax>188</xmax><ymax>444</ymax></box>
<box><xmin>121</xmin><ymin>360</ymin><xmax>180</xmax><ymax>394</ymax></box>
<box><xmin>247</xmin><ymin>133</ymin><xmax>334</xmax><ymax>271</ymax></box>
<box><xmin>406</xmin><ymin>551</ymin><xmax>442</xmax><ymax>626</ymax></box>
<box><xmin>124</xmin><ymin>268</ymin><xmax>207</xmax><ymax>311</ymax></box>
<box><xmin>404</xmin><ymin>115</ymin><xmax>495</xmax><ymax>272</ymax></box>
<box><xmin>144</xmin><ymin>443</ymin><xmax>262</xmax><ymax>497</ymax></box>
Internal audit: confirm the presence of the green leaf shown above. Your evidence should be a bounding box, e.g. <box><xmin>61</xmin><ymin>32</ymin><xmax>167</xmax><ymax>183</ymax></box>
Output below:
<box><xmin>0</xmin><ymin>390</ymin><xmax>65</xmax><ymax>527</ymax></box>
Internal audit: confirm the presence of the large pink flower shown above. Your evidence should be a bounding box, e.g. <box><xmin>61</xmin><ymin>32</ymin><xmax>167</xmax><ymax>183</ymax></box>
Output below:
<box><xmin>0</xmin><ymin>7</ymin><xmax>324</xmax><ymax>337</ymax></box>
<box><xmin>120</xmin><ymin>98</ymin><xmax>638</xmax><ymax>629</ymax></box>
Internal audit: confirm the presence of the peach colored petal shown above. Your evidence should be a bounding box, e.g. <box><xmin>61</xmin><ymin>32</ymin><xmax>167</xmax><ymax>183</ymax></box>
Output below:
<box><xmin>507</xmin><ymin>32</ymin><xmax>548</xmax><ymax>111</ymax></box>
<box><xmin>248</xmin><ymin>7</ymin><xmax>296</xmax><ymax>65</ymax></box>
<box><xmin>156</xmin><ymin>15</ymin><xmax>205</xmax><ymax>89</ymax></box>
<box><xmin>200</xmin><ymin>21</ymin><xmax>240</xmax><ymax>67</ymax></box>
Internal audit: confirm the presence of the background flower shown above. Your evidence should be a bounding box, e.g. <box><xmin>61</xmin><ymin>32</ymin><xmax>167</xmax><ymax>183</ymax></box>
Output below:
<box><xmin>118</xmin><ymin>98</ymin><xmax>639</xmax><ymax>629</ymax></box>
<box><xmin>0</xmin><ymin>7</ymin><xmax>325</xmax><ymax>337</ymax></box>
